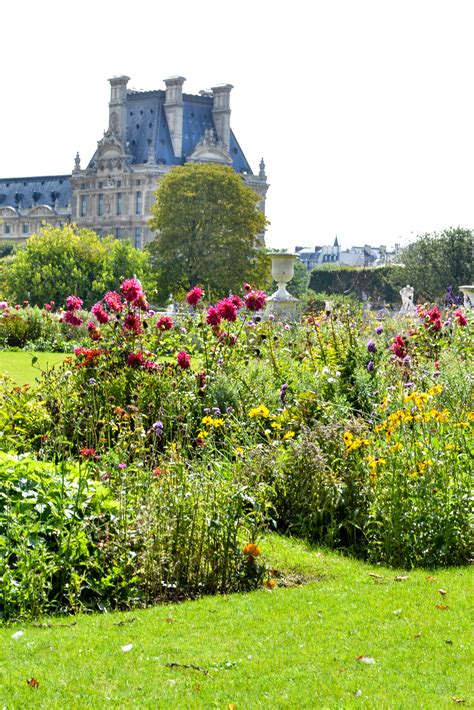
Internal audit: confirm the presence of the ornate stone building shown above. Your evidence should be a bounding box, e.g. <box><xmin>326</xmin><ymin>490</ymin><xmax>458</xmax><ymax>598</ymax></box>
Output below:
<box><xmin>0</xmin><ymin>76</ymin><xmax>268</xmax><ymax>247</ymax></box>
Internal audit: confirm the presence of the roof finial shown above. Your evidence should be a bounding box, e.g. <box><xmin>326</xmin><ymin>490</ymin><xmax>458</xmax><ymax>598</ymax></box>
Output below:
<box><xmin>74</xmin><ymin>152</ymin><xmax>81</xmax><ymax>172</ymax></box>
<box><xmin>259</xmin><ymin>158</ymin><xmax>266</xmax><ymax>179</ymax></box>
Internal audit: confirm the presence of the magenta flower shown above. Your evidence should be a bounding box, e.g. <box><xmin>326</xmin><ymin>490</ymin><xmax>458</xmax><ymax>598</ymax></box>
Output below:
<box><xmin>216</xmin><ymin>297</ymin><xmax>237</xmax><ymax>322</ymax></box>
<box><xmin>229</xmin><ymin>294</ymin><xmax>243</xmax><ymax>310</ymax></box>
<box><xmin>123</xmin><ymin>312</ymin><xmax>143</xmax><ymax>334</ymax></box>
<box><xmin>186</xmin><ymin>286</ymin><xmax>204</xmax><ymax>306</ymax></box>
<box><xmin>245</xmin><ymin>290</ymin><xmax>267</xmax><ymax>312</ymax></box>
<box><xmin>127</xmin><ymin>351</ymin><xmax>145</xmax><ymax>367</ymax></box>
<box><xmin>453</xmin><ymin>309</ymin><xmax>467</xmax><ymax>326</ymax></box>
<box><xmin>91</xmin><ymin>302</ymin><xmax>110</xmax><ymax>324</ymax></box>
<box><xmin>63</xmin><ymin>310</ymin><xmax>83</xmax><ymax>327</ymax></box>
<box><xmin>104</xmin><ymin>291</ymin><xmax>123</xmax><ymax>312</ymax></box>
<box><xmin>156</xmin><ymin>315</ymin><xmax>174</xmax><ymax>331</ymax></box>
<box><xmin>206</xmin><ymin>306</ymin><xmax>221</xmax><ymax>326</ymax></box>
<box><xmin>390</xmin><ymin>335</ymin><xmax>407</xmax><ymax>359</ymax></box>
<box><xmin>120</xmin><ymin>278</ymin><xmax>143</xmax><ymax>304</ymax></box>
<box><xmin>177</xmin><ymin>351</ymin><xmax>191</xmax><ymax>369</ymax></box>
<box><xmin>66</xmin><ymin>295</ymin><xmax>83</xmax><ymax>312</ymax></box>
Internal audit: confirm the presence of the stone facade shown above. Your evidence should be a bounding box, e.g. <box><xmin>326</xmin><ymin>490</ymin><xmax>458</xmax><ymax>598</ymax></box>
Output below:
<box><xmin>0</xmin><ymin>76</ymin><xmax>268</xmax><ymax>247</ymax></box>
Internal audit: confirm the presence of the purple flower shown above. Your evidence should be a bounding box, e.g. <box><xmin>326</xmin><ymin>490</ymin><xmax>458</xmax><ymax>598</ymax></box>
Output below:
<box><xmin>404</xmin><ymin>382</ymin><xmax>415</xmax><ymax>388</ymax></box>
<box><xmin>367</xmin><ymin>340</ymin><xmax>377</xmax><ymax>353</ymax></box>
<box><xmin>152</xmin><ymin>420</ymin><xmax>164</xmax><ymax>437</ymax></box>
<box><xmin>280</xmin><ymin>383</ymin><xmax>289</xmax><ymax>405</ymax></box>
<box><xmin>376</xmin><ymin>325</ymin><xmax>384</xmax><ymax>335</ymax></box>
<box><xmin>211</xmin><ymin>407</ymin><xmax>221</xmax><ymax>415</ymax></box>
<box><xmin>402</xmin><ymin>355</ymin><xmax>412</xmax><ymax>365</ymax></box>
<box><xmin>367</xmin><ymin>360</ymin><xmax>375</xmax><ymax>372</ymax></box>
<box><xmin>117</xmin><ymin>463</ymin><xmax>127</xmax><ymax>469</ymax></box>
<box><xmin>226</xmin><ymin>406</ymin><xmax>233</xmax><ymax>414</ymax></box>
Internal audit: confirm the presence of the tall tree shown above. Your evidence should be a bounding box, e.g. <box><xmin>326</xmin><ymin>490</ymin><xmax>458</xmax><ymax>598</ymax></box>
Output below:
<box><xmin>147</xmin><ymin>163</ymin><xmax>269</xmax><ymax>301</ymax></box>
<box><xmin>399</xmin><ymin>227</ymin><xmax>472</xmax><ymax>301</ymax></box>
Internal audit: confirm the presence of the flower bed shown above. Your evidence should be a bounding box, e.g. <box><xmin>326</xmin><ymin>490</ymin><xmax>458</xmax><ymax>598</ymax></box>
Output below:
<box><xmin>0</xmin><ymin>279</ymin><xmax>472</xmax><ymax>618</ymax></box>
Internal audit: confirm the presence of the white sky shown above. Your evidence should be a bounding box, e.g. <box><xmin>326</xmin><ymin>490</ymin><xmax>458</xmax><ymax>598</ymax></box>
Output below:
<box><xmin>1</xmin><ymin>0</ymin><xmax>473</xmax><ymax>252</ymax></box>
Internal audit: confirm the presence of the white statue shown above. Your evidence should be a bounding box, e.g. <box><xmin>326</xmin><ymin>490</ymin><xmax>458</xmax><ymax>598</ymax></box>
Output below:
<box><xmin>399</xmin><ymin>285</ymin><xmax>415</xmax><ymax>315</ymax></box>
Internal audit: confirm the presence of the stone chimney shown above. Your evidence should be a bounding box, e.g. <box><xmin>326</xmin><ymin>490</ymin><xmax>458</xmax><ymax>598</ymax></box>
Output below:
<box><xmin>108</xmin><ymin>75</ymin><xmax>130</xmax><ymax>141</ymax></box>
<box><xmin>211</xmin><ymin>84</ymin><xmax>233</xmax><ymax>149</ymax></box>
<box><xmin>164</xmin><ymin>76</ymin><xmax>186</xmax><ymax>158</ymax></box>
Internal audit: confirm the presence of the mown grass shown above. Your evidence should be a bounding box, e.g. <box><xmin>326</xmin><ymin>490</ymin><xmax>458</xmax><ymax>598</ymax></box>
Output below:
<box><xmin>0</xmin><ymin>350</ymin><xmax>67</xmax><ymax>386</ymax></box>
<box><xmin>0</xmin><ymin>535</ymin><xmax>471</xmax><ymax>708</ymax></box>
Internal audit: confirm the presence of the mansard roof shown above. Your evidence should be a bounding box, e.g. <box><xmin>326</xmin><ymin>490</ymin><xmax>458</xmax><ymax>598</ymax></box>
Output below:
<box><xmin>0</xmin><ymin>175</ymin><xmax>71</xmax><ymax>210</ymax></box>
<box><xmin>123</xmin><ymin>89</ymin><xmax>253</xmax><ymax>173</ymax></box>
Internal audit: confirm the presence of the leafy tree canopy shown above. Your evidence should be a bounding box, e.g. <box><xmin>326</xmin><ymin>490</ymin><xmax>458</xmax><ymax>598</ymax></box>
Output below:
<box><xmin>147</xmin><ymin>163</ymin><xmax>269</xmax><ymax>301</ymax></box>
<box><xmin>399</xmin><ymin>227</ymin><xmax>472</xmax><ymax>301</ymax></box>
<box><xmin>7</xmin><ymin>225</ymin><xmax>150</xmax><ymax>307</ymax></box>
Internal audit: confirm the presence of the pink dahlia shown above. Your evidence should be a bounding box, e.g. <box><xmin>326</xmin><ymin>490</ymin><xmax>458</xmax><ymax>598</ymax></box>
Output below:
<box><xmin>66</xmin><ymin>295</ymin><xmax>83</xmax><ymax>312</ymax></box>
<box><xmin>104</xmin><ymin>291</ymin><xmax>123</xmax><ymax>312</ymax></box>
<box><xmin>177</xmin><ymin>351</ymin><xmax>191</xmax><ymax>369</ymax></box>
<box><xmin>63</xmin><ymin>310</ymin><xmax>83</xmax><ymax>327</ymax></box>
<box><xmin>156</xmin><ymin>315</ymin><xmax>174</xmax><ymax>331</ymax></box>
<box><xmin>206</xmin><ymin>306</ymin><xmax>221</xmax><ymax>326</ymax></box>
<box><xmin>91</xmin><ymin>302</ymin><xmax>109</xmax><ymax>324</ymax></box>
<box><xmin>186</xmin><ymin>286</ymin><xmax>204</xmax><ymax>306</ymax></box>
<box><xmin>127</xmin><ymin>351</ymin><xmax>145</xmax><ymax>368</ymax></box>
<box><xmin>389</xmin><ymin>334</ymin><xmax>407</xmax><ymax>359</ymax></box>
<box><xmin>216</xmin><ymin>297</ymin><xmax>237</xmax><ymax>322</ymax></box>
<box><xmin>245</xmin><ymin>290</ymin><xmax>267</xmax><ymax>312</ymax></box>
<box><xmin>123</xmin><ymin>312</ymin><xmax>143</xmax><ymax>334</ymax></box>
<box><xmin>120</xmin><ymin>278</ymin><xmax>143</xmax><ymax>304</ymax></box>
<box><xmin>454</xmin><ymin>308</ymin><xmax>468</xmax><ymax>326</ymax></box>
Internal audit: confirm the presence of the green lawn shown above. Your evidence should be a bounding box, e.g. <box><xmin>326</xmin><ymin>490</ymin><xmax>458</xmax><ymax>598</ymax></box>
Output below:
<box><xmin>0</xmin><ymin>350</ymin><xmax>67</xmax><ymax>386</ymax></box>
<box><xmin>0</xmin><ymin>535</ymin><xmax>471</xmax><ymax>708</ymax></box>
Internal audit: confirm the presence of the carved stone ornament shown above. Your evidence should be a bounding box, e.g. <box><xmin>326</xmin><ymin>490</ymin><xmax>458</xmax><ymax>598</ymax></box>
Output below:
<box><xmin>0</xmin><ymin>206</ymin><xmax>18</xmax><ymax>216</ymax></box>
<box><xmin>30</xmin><ymin>205</ymin><xmax>55</xmax><ymax>216</ymax></box>
<box><xmin>188</xmin><ymin>128</ymin><xmax>232</xmax><ymax>164</ymax></box>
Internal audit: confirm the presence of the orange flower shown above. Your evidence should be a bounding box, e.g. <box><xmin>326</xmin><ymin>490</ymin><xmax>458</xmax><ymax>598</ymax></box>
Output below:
<box><xmin>243</xmin><ymin>543</ymin><xmax>261</xmax><ymax>559</ymax></box>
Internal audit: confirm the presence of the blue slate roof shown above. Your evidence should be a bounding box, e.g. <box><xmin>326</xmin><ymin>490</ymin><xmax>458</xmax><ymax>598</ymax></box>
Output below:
<box><xmin>124</xmin><ymin>89</ymin><xmax>253</xmax><ymax>173</ymax></box>
<box><xmin>0</xmin><ymin>176</ymin><xmax>71</xmax><ymax>209</ymax></box>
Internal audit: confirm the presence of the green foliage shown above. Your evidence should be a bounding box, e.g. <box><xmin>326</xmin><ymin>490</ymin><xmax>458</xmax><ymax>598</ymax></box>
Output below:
<box><xmin>309</xmin><ymin>265</ymin><xmax>402</xmax><ymax>304</ymax></box>
<box><xmin>398</xmin><ymin>227</ymin><xmax>473</xmax><ymax>301</ymax></box>
<box><xmin>147</xmin><ymin>163</ymin><xmax>269</xmax><ymax>301</ymax></box>
<box><xmin>6</xmin><ymin>225</ymin><xmax>150</xmax><ymax>308</ymax></box>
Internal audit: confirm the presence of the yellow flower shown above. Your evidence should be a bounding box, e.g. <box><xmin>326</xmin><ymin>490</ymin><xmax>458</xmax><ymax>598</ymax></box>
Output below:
<box><xmin>249</xmin><ymin>404</ymin><xmax>270</xmax><ymax>419</ymax></box>
<box><xmin>410</xmin><ymin>459</ymin><xmax>433</xmax><ymax>477</ymax></box>
<box><xmin>201</xmin><ymin>416</ymin><xmax>224</xmax><ymax>428</ymax></box>
<box><xmin>346</xmin><ymin>437</ymin><xmax>369</xmax><ymax>453</ymax></box>
<box><xmin>283</xmin><ymin>431</ymin><xmax>295</xmax><ymax>440</ymax></box>
<box><xmin>235</xmin><ymin>447</ymin><xmax>244</xmax><ymax>456</ymax></box>
<box><xmin>427</xmin><ymin>384</ymin><xmax>443</xmax><ymax>396</ymax></box>
<box><xmin>366</xmin><ymin>456</ymin><xmax>386</xmax><ymax>483</ymax></box>
<box><xmin>271</xmin><ymin>421</ymin><xmax>282</xmax><ymax>430</ymax></box>
<box><xmin>390</xmin><ymin>442</ymin><xmax>403</xmax><ymax>453</ymax></box>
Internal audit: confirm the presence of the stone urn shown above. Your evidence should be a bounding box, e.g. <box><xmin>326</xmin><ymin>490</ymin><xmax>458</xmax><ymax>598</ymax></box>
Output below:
<box><xmin>268</xmin><ymin>253</ymin><xmax>297</xmax><ymax>300</ymax></box>
<box><xmin>266</xmin><ymin>253</ymin><xmax>298</xmax><ymax>319</ymax></box>
<box><xmin>459</xmin><ymin>285</ymin><xmax>474</xmax><ymax>309</ymax></box>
